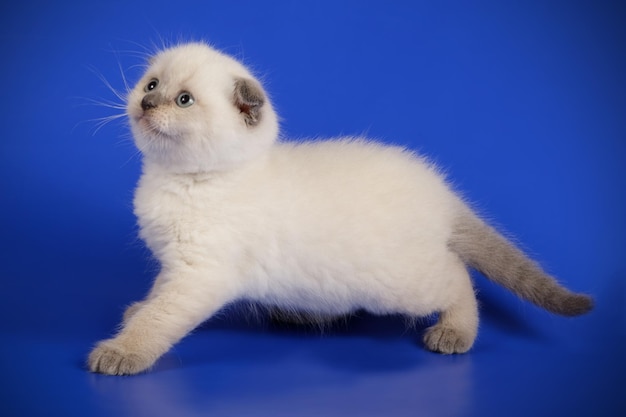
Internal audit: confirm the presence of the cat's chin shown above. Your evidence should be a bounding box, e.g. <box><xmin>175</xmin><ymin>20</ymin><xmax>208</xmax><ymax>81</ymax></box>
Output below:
<box><xmin>134</xmin><ymin>117</ymin><xmax>177</xmax><ymax>142</ymax></box>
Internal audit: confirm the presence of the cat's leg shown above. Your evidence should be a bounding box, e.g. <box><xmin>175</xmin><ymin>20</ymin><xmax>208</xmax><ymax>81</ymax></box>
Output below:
<box><xmin>122</xmin><ymin>301</ymin><xmax>144</xmax><ymax>325</ymax></box>
<box><xmin>89</xmin><ymin>272</ymin><xmax>235</xmax><ymax>375</ymax></box>
<box><xmin>121</xmin><ymin>276</ymin><xmax>168</xmax><ymax>325</ymax></box>
<box><xmin>423</xmin><ymin>267</ymin><xmax>478</xmax><ymax>354</ymax></box>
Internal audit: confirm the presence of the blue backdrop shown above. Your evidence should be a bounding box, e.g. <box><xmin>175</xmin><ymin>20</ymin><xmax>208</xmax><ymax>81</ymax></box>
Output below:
<box><xmin>1</xmin><ymin>1</ymin><xmax>624</xmax><ymax>416</ymax></box>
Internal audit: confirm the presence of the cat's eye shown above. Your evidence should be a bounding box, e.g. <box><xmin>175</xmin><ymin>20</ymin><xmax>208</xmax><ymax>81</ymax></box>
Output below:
<box><xmin>144</xmin><ymin>78</ymin><xmax>159</xmax><ymax>92</ymax></box>
<box><xmin>176</xmin><ymin>92</ymin><xmax>195</xmax><ymax>108</ymax></box>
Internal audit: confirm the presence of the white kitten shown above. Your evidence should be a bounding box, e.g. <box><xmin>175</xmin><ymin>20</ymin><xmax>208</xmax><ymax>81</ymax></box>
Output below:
<box><xmin>88</xmin><ymin>42</ymin><xmax>592</xmax><ymax>375</ymax></box>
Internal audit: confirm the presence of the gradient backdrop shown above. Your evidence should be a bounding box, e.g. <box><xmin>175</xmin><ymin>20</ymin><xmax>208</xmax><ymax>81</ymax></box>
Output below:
<box><xmin>1</xmin><ymin>1</ymin><xmax>624</xmax><ymax>416</ymax></box>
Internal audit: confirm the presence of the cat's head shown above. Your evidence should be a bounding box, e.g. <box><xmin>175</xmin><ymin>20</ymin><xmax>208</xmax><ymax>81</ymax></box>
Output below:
<box><xmin>127</xmin><ymin>42</ymin><xmax>279</xmax><ymax>173</ymax></box>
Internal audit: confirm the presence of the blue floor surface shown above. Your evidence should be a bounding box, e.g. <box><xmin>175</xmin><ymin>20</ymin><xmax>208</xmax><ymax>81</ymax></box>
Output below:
<box><xmin>1</xmin><ymin>1</ymin><xmax>625</xmax><ymax>416</ymax></box>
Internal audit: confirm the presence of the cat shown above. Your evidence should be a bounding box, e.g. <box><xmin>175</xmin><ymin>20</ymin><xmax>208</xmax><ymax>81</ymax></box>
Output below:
<box><xmin>88</xmin><ymin>42</ymin><xmax>593</xmax><ymax>375</ymax></box>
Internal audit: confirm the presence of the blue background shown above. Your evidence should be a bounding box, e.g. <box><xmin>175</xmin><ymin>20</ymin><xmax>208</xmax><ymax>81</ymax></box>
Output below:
<box><xmin>1</xmin><ymin>1</ymin><xmax>624</xmax><ymax>416</ymax></box>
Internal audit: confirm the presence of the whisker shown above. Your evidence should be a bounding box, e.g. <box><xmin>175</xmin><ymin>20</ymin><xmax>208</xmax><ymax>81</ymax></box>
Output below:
<box><xmin>108</xmin><ymin>49</ymin><xmax>152</xmax><ymax>60</ymax></box>
<box><xmin>114</xmin><ymin>133</ymin><xmax>134</xmax><ymax>149</ymax></box>
<box><xmin>90</xmin><ymin>113</ymin><xmax>127</xmax><ymax>136</ymax></box>
<box><xmin>108</xmin><ymin>48</ymin><xmax>133</xmax><ymax>96</ymax></box>
<box><xmin>112</xmin><ymin>38</ymin><xmax>156</xmax><ymax>57</ymax></box>
<box><xmin>128</xmin><ymin>63</ymin><xmax>149</xmax><ymax>72</ymax></box>
<box><xmin>120</xmin><ymin>145</ymin><xmax>144</xmax><ymax>169</ymax></box>
<box><xmin>118</xmin><ymin>60</ymin><xmax>131</xmax><ymax>95</ymax></box>
<box><xmin>76</xmin><ymin>96</ymin><xmax>127</xmax><ymax>110</ymax></box>
<box><xmin>86</xmin><ymin>65</ymin><xmax>128</xmax><ymax>104</ymax></box>
<box><xmin>79</xmin><ymin>60</ymin><xmax>129</xmax><ymax>135</ymax></box>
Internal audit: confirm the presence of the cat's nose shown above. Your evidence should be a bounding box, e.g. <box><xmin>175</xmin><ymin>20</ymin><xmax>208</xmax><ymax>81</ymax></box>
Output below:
<box><xmin>141</xmin><ymin>95</ymin><xmax>158</xmax><ymax>111</ymax></box>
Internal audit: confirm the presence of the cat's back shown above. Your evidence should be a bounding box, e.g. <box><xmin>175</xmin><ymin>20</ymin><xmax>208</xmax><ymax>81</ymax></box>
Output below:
<box><xmin>258</xmin><ymin>138</ymin><xmax>461</xmax><ymax>238</ymax></box>
<box><xmin>267</xmin><ymin>138</ymin><xmax>455</xmax><ymax>207</ymax></box>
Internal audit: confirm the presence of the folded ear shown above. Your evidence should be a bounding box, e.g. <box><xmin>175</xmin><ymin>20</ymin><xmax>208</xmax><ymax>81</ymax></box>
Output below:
<box><xmin>233</xmin><ymin>78</ymin><xmax>265</xmax><ymax>127</ymax></box>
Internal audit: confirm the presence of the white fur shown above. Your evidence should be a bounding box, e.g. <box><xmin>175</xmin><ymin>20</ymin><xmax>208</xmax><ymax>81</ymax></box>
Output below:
<box><xmin>88</xmin><ymin>42</ymin><xmax>479</xmax><ymax>375</ymax></box>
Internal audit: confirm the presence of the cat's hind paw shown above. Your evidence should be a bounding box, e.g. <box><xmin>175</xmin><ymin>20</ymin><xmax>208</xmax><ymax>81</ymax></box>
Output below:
<box><xmin>423</xmin><ymin>325</ymin><xmax>474</xmax><ymax>354</ymax></box>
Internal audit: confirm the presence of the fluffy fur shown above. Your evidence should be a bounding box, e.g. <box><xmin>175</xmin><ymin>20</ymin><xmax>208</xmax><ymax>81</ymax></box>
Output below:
<box><xmin>88</xmin><ymin>42</ymin><xmax>592</xmax><ymax>375</ymax></box>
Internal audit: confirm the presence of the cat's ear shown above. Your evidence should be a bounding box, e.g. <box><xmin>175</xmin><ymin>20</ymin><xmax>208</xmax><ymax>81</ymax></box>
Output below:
<box><xmin>233</xmin><ymin>78</ymin><xmax>265</xmax><ymax>127</ymax></box>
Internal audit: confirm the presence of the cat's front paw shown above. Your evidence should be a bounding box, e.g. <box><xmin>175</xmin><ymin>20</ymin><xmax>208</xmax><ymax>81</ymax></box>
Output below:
<box><xmin>88</xmin><ymin>338</ymin><xmax>156</xmax><ymax>375</ymax></box>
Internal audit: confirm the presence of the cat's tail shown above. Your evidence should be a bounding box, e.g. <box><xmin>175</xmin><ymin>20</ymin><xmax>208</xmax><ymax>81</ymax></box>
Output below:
<box><xmin>448</xmin><ymin>210</ymin><xmax>593</xmax><ymax>316</ymax></box>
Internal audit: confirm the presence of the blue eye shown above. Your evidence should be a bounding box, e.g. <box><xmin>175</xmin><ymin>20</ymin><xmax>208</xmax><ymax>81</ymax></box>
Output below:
<box><xmin>144</xmin><ymin>78</ymin><xmax>159</xmax><ymax>92</ymax></box>
<box><xmin>176</xmin><ymin>92</ymin><xmax>195</xmax><ymax>108</ymax></box>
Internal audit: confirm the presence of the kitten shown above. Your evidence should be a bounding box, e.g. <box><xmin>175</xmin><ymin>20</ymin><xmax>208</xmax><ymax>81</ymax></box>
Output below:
<box><xmin>88</xmin><ymin>42</ymin><xmax>593</xmax><ymax>375</ymax></box>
